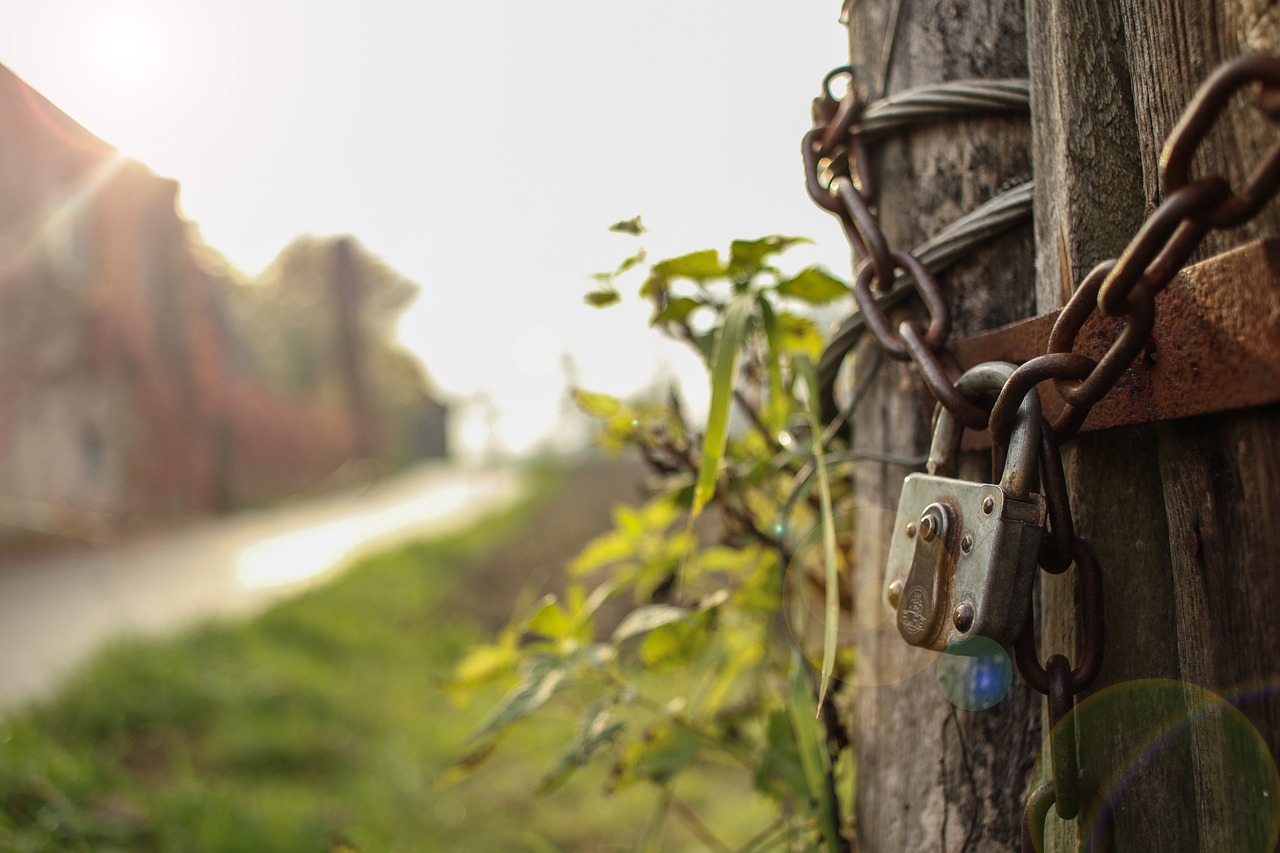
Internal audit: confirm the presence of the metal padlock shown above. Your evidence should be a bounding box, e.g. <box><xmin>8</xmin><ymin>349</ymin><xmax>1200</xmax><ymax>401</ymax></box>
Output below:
<box><xmin>883</xmin><ymin>362</ymin><xmax>1046</xmax><ymax>652</ymax></box>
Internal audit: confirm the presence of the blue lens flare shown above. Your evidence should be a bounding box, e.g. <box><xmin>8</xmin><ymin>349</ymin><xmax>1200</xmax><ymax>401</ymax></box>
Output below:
<box><xmin>937</xmin><ymin>637</ymin><xmax>1013</xmax><ymax>711</ymax></box>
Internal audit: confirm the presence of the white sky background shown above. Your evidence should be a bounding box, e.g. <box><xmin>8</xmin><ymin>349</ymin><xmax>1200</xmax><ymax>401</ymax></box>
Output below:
<box><xmin>0</xmin><ymin>1</ymin><xmax>853</xmax><ymax>457</ymax></box>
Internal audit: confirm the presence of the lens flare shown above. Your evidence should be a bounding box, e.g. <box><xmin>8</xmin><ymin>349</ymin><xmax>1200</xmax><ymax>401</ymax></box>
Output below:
<box><xmin>936</xmin><ymin>636</ymin><xmax>1012</xmax><ymax>711</ymax></box>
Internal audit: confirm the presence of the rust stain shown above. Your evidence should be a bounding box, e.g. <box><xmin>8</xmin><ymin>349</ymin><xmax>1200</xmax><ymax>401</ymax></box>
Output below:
<box><xmin>951</xmin><ymin>238</ymin><xmax>1280</xmax><ymax>448</ymax></box>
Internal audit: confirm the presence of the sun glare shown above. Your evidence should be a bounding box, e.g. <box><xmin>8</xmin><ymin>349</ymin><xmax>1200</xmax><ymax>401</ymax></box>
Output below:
<box><xmin>90</xmin><ymin>10</ymin><xmax>166</xmax><ymax>89</ymax></box>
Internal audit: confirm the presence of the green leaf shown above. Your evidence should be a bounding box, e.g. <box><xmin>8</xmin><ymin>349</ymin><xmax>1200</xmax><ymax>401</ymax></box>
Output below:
<box><xmin>757</xmin><ymin>296</ymin><xmax>789</xmax><ymax>433</ymax></box>
<box><xmin>788</xmin><ymin>663</ymin><xmax>841</xmax><ymax>853</ymax></box>
<box><xmin>639</xmin><ymin>272</ymin><xmax>667</xmax><ymax>299</ymax></box>
<box><xmin>568</xmin><ymin>531</ymin><xmax>631</xmax><ymax>575</ymax></box>
<box><xmin>653</xmin><ymin>249</ymin><xmax>724</xmax><ymax>281</ymax></box>
<box><xmin>638</xmin><ymin>620</ymin><xmax>708</xmax><ymax>669</ymax></box>
<box><xmin>469</xmin><ymin>656</ymin><xmax>569</xmax><ymax>742</ymax></box>
<box><xmin>776</xmin><ymin>267</ymin><xmax>849</xmax><ymax>304</ymax></box>
<box><xmin>584</xmin><ymin>288</ymin><xmax>622</xmax><ymax>308</ymax></box>
<box><xmin>775</xmin><ymin>312</ymin><xmax>824</xmax><ymax>359</ymax></box>
<box><xmin>609</xmin><ymin>216</ymin><xmax>646</xmax><ymax>235</ymax></box>
<box><xmin>445</xmin><ymin>642</ymin><xmax>519</xmax><ymax>695</ymax></box>
<box><xmin>652</xmin><ymin>296</ymin><xmax>703</xmax><ymax>325</ymax></box>
<box><xmin>615</xmin><ymin>249</ymin><xmax>647</xmax><ymax>275</ymax></box>
<box><xmin>692</xmin><ymin>291</ymin><xmax>755</xmax><ymax>517</ymax></box>
<box><xmin>625</xmin><ymin>724</ymin><xmax>700</xmax><ymax>785</ymax></box>
<box><xmin>539</xmin><ymin>701</ymin><xmax>626</xmax><ymax>792</ymax></box>
<box><xmin>612</xmin><ymin>604</ymin><xmax>688</xmax><ymax>642</ymax></box>
<box><xmin>527</xmin><ymin>596</ymin><xmax>573</xmax><ymax>641</ymax></box>
<box><xmin>754</xmin><ymin>710</ymin><xmax>811</xmax><ymax>803</ymax></box>
<box><xmin>699</xmin><ymin>641</ymin><xmax>760</xmax><ymax>718</ymax></box>
<box><xmin>572</xmin><ymin>389</ymin><xmax>623</xmax><ymax>419</ymax></box>
<box><xmin>729</xmin><ymin>235</ymin><xmax>810</xmax><ymax>277</ymax></box>
<box><xmin>796</xmin><ymin>355</ymin><xmax>840</xmax><ymax>714</ymax></box>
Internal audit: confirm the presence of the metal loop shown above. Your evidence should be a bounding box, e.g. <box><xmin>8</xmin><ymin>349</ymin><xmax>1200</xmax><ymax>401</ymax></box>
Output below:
<box><xmin>924</xmin><ymin>360</ymin><xmax>1040</xmax><ymax>499</ymax></box>
<box><xmin>1015</xmin><ymin>537</ymin><xmax>1104</xmax><ymax>695</ymax></box>
<box><xmin>1048</xmin><ymin>656</ymin><xmax>1081</xmax><ymax>820</ymax></box>
<box><xmin>802</xmin><ymin>128</ymin><xmax>844</xmax><ymax>214</ymax></box>
<box><xmin>899</xmin><ymin>324</ymin><xmax>990</xmax><ymax>430</ymax></box>
<box><xmin>822</xmin><ymin>65</ymin><xmax>854</xmax><ymax>103</ymax></box>
<box><xmin>1050</xmin><ymin>403</ymin><xmax>1088</xmax><ymax>443</ymax></box>
<box><xmin>1047</xmin><ymin>259</ymin><xmax>1157</xmax><ymax>413</ymax></box>
<box><xmin>816</xmin><ymin>181</ymin><xmax>1035</xmax><ymax>422</ymax></box>
<box><xmin>820</xmin><ymin>91</ymin><xmax>864</xmax><ymax>155</ymax></box>
<box><xmin>1037</xmin><ymin>424</ymin><xmax>1076</xmax><ymax>575</ymax></box>
<box><xmin>1021</xmin><ymin>782</ymin><xmax>1057</xmax><ymax>853</ymax></box>
<box><xmin>1162</xmin><ymin>54</ymin><xmax>1280</xmax><ymax>229</ymax></box>
<box><xmin>853</xmin><ymin>250</ymin><xmax>952</xmax><ymax>359</ymax></box>
<box><xmin>990</xmin><ymin>353</ymin><xmax>1095</xmax><ymax>448</ymax></box>
<box><xmin>1097</xmin><ymin>178</ymin><xmax>1230</xmax><ymax>315</ymax></box>
<box><xmin>848</xmin><ymin>133</ymin><xmax>877</xmax><ymax>200</ymax></box>
<box><xmin>833</xmin><ymin>176</ymin><xmax>895</xmax><ymax>287</ymax></box>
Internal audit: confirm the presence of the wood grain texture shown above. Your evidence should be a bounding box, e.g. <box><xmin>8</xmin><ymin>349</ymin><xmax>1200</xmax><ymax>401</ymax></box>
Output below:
<box><xmin>842</xmin><ymin>1</ymin><xmax>1038</xmax><ymax>849</ymax></box>
<box><xmin>1030</xmin><ymin>1</ymin><xmax>1280</xmax><ymax>849</ymax></box>
<box><xmin>1124</xmin><ymin>4</ymin><xmax>1280</xmax><ymax>851</ymax></box>
<box><xmin>1027</xmin><ymin>0</ymin><xmax>1144</xmax><ymax>309</ymax></box>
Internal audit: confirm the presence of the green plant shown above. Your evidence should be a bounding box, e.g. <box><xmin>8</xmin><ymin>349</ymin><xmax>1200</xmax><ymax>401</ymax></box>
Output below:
<box><xmin>450</xmin><ymin>219</ymin><xmax>861</xmax><ymax>851</ymax></box>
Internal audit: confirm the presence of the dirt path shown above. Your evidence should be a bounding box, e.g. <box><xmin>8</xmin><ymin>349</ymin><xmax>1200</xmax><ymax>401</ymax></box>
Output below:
<box><xmin>0</xmin><ymin>462</ymin><xmax>521</xmax><ymax>710</ymax></box>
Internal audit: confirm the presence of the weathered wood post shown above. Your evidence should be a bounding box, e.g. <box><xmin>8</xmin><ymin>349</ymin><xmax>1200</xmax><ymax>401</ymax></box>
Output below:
<box><xmin>1029</xmin><ymin>2</ymin><xmax>1280</xmax><ymax>849</ymax></box>
<box><xmin>842</xmin><ymin>1</ymin><xmax>1041</xmax><ymax>847</ymax></box>
<box><xmin>838</xmin><ymin>1</ymin><xmax>1280</xmax><ymax>850</ymax></box>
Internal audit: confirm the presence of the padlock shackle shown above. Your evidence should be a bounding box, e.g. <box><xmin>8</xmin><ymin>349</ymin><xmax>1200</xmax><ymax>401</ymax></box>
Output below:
<box><xmin>926</xmin><ymin>361</ymin><xmax>1041</xmax><ymax>499</ymax></box>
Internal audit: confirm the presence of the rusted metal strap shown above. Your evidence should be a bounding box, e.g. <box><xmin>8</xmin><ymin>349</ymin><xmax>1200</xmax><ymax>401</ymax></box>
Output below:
<box><xmin>953</xmin><ymin>238</ymin><xmax>1280</xmax><ymax>447</ymax></box>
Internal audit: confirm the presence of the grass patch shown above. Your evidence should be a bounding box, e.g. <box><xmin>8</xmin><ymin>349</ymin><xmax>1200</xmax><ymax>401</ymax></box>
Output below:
<box><xmin>0</xmin><ymin>465</ymin><xmax>767</xmax><ymax>852</ymax></box>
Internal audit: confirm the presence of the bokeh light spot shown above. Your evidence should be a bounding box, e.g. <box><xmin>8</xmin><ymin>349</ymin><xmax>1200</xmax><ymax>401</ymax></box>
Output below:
<box><xmin>936</xmin><ymin>636</ymin><xmax>1012</xmax><ymax>711</ymax></box>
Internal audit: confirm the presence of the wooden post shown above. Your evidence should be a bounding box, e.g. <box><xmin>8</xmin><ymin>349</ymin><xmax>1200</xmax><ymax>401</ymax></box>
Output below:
<box><xmin>842</xmin><ymin>1</ymin><xmax>1040</xmax><ymax>847</ymax></box>
<box><xmin>1030</xmin><ymin>2</ymin><xmax>1280</xmax><ymax>849</ymax></box>
<box><xmin>841</xmin><ymin>1</ymin><xmax>1280</xmax><ymax>850</ymax></box>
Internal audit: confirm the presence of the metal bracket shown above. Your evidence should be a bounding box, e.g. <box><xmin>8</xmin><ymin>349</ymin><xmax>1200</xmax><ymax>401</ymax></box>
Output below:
<box><xmin>952</xmin><ymin>238</ymin><xmax>1280</xmax><ymax>447</ymax></box>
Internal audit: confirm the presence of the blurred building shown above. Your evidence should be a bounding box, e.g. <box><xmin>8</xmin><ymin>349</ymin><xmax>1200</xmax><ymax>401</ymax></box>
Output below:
<box><xmin>0</xmin><ymin>63</ymin><xmax>447</xmax><ymax>542</ymax></box>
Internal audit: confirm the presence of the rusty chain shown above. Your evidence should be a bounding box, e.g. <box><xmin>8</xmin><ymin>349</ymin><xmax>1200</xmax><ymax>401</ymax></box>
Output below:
<box><xmin>805</xmin><ymin>52</ymin><xmax>1280</xmax><ymax>852</ymax></box>
<box><xmin>989</xmin><ymin>55</ymin><xmax>1280</xmax><ymax>448</ymax></box>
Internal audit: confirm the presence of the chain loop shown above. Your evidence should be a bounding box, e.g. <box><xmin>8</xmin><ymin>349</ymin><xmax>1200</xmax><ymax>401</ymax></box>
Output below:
<box><xmin>898</xmin><ymin>323</ymin><xmax>990</xmax><ymax>430</ymax></box>
<box><xmin>833</xmin><ymin>176</ymin><xmax>895</xmax><ymax>286</ymax></box>
<box><xmin>1036</xmin><ymin>422</ymin><xmax>1075</xmax><ymax>575</ymax></box>
<box><xmin>989</xmin><ymin>353</ymin><xmax>1094</xmax><ymax>448</ymax></box>
<box><xmin>1162</xmin><ymin>54</ymin><xmax>1280</xmax><ymax>229</ymax></box>
<box><xmin>853</xmin><ymin>250</ymin><xmax>951</xmax><ymax>359</ymax></box>
<box><xmin>1021</xmin><ymin>782</ymin><xmax>1057</xmax><ymax>853</ymax></box>
<box><xmin>1047</xmin><ymin>656</ymin><xmax>1081</xmax><ymax>820</ymax></box>
<box><xmin>1044</xmin><ymin>259</ymin><xmax>1157</xmax><ymax>428</ymax></box>
<box><xmin>1096</xmin><ymin>178</ymin><xmax>1230</xmax><ymax>315</ymax></box>
<box><xmin>1015</xmin><ymin>537</ymin><xmax>1104</xmax><ymax>695</ymax></box>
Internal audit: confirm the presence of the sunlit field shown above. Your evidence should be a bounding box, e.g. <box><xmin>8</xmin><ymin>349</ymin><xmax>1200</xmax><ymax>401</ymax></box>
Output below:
<box><xmin>0</xmin><ymin>460</ymin><xmax>771</xmax><ymax>852</ymax></box>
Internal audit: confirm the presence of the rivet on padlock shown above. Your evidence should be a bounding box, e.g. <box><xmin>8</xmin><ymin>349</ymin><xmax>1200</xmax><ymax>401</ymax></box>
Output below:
<box><xmin>882</xmin><ymin>362</ymin><xmax>1047</xmax><ymax>652</ymax></box>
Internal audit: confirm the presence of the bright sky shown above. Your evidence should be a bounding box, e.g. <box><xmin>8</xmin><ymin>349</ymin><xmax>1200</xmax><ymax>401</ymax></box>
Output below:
<box><xmin>0</xmin><ymin>1</ymin><xmax>852</xmax><ymax>456</ymax></box>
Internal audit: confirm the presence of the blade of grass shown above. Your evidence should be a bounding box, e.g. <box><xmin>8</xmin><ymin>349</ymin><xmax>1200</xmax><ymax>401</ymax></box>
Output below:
<box><xmin>787</xmin><ymin>658</ymin><xmax>841</xmax><ymax>853</ymax></box>
<box><xmin>691</xmin><ymin>291</ymin><xmax>755</xmax><ymax>517</ymax></box>
<box><xmin>795</xmin><ymin>355</ymin><xmax>839</xmax><ymax>714</ymax></box>
<box><xmin>756</xmin><ymin>296</ymin><xmax>788</xmax><ymax>434</ymax></box>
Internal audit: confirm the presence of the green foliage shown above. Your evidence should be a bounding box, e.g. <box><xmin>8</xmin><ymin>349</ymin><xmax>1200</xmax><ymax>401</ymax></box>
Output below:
<box><xmin>457</xmin><ymin>228</ymin><xmax>860</xmax><ymax>850</ymax></box>
<box><xmin>0</xmin><ymin>469</ymin><xmax>784</xmax><ymax>851</ymax></box>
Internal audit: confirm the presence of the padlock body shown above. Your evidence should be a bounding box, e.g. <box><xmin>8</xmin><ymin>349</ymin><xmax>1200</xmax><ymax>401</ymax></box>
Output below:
<box><xmin>884</xmin><ymin>473</ymin><xmax>1046</xmax><ymax>651</ymax></box>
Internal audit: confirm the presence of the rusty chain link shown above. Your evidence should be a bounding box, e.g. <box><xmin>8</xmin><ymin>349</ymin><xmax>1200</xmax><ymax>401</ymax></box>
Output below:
<box><xmin>805</xmin><ymin>51</ymin><xmax>1280</xmax><ymax>853</ymax></box>
<box><xmin>989</xmin><ymin>55</ymin><xmax>1280</xmax><ymax>449</ymax></box>
<box><xmin>816</xmin><ymin>180</ymin><xmax>1034</xmax><ymax>420</ymax></box>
